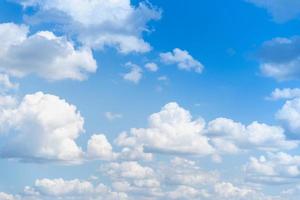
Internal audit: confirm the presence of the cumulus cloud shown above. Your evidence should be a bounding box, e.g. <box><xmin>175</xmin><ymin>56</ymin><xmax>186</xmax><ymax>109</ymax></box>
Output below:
<box><xmin>101</xmin><ymin>161</ymin><xmax>155</xmax><ymax>180</ymax></box>
<box><xmin>160</xmin><ymin>48</ymin><xmax>204</xmax><ymax>73</ymax></box>
<box><xmin>257</xmin><ymin>37</ymin><xmax>300</xmax><ymax>81</ymax></box>
<box><xmin>23</xmin><ymin>178</ymin><xmax>128</xmax><ymax>200</ymax></box>
<box><xmin>245</xmin><ymin>152</ymin><xmax>300</xmax><ymax>184</ymax></box>
<box><xmin>0</xmin><ymin>23</ymin><xmax>97</xmax><ymax>81</ymax></box>
<box><xmin>214</xmin><ymin>182</ymin><xmax>273</xmax><ymax>200</ymax></box>
<box><xmin>167</xmin><ymin>185</ymin><xmax>208</xmax><ymax>200</ymax></box>
<box><xmin>116</xmin><ymin>102</ymin><xmax>296</xmax><ymax>158</ymax></box>
<box><xmin>87</xmin><ymin>134</ymin><xmax>117</xmax><ymax>160</ymax></box>
<box><xmin>276</xmin><ymin>97</ymin><xmax>300</xmax><ymax>134</ymax></box>
<box><xmin>268</xmin><ymin>88</ymin><xmax>300</xmax><ymax>100</ymax></box>
<box><xmin>12</xmin><ymin>0</ymin><xmax>161</xmax><ymax>54</ymax></box>
<box><xmin>246</xmin><ymin>0</ymin><xmax>300</xmax><ymax>22</ymax></box>
<box><xmin>0</xmin><ymin>92</ymin><xmax>85</xmax><ymax>162</ymax></box>
<box><xmin>123</xmin><ymin>62</ymin><xmax>143</xmax><ymax>84</ymax></box>
<box><xmin>206</xmin><ymin>118</ymin><xmax>298</xmax><ymax>153</ymax></box>
<box><xmin>115</xmin><ymin>102</ymin><xmax>214</xmax><ymax>155</ymax></box>
<box><xmin>144</xmin><ymin>62</ymin><xmax>158</xmax><ymax>72</ymax></box>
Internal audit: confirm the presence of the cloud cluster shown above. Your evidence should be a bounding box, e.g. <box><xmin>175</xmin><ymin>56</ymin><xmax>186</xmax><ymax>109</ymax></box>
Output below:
<box><xmin>160</xmin><ymin>48</ymin><xmax>204</xmax><ymax>73</ymax></box>
<box><xmin>0</xmin><ymin>157</ymin><xmax>279</xmax><ymax>200</ymax></box>
<box><xmin>245</xmin><ymin>152</ymin><xmax>300</xmax><ymax>184</ymax></box>
<box><xmin>115</xmin><ymin>102</ymin><xmax>214</xmax><ymax>155</ymax></box>
<box><xmin>115</xmin><ymin>102</ymin><xmax>297</xmax><ymax>159</ymax></box>
<box><xmin>12</xmin><ymin>0</ymin><xmax>161</xmax><ymax>54</ymax></box>
<box><xmin>0</xmin><ymin>92</ymin><xmax>121</xmax><ymax>163</ymax></box>
<box><xmin>0</xmin><ymin>23</ymin><xmax>97</xmax><ymax>81</ymax></box>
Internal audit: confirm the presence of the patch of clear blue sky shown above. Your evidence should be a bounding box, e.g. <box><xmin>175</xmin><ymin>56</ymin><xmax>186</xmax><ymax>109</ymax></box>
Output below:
<box><xmin>0</xmin><ymin>0</ymin><xmax>300</xmax><ymax>193</ymax></box>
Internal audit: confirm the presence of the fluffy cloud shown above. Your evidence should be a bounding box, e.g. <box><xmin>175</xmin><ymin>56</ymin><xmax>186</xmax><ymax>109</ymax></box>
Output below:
<box><xmin>0</xmin><ymin>92</ymin><xmax>84</xmax><ymax>162</ymax></box>
<box><xmin>101</xmin><ymin>161</ymin><xmax>155</xmax><ymax>180</ymax></box>
<box><xmin>115</xmin><ymin>102</ymin><xmax>214</xmax><ymax>155</ymax></box>
<box><xmin>276</xmin><ymin>97</ymin><xmax>300</xmax><ymax>134</ymax></box>
<box><xmin>13</xmin><ymin>0</ymin><xmax>161</xmax><ymax>53</ymax></box>
<box><xmin>122</xmin><ymin>62</ymin><xmax>143</xmax><ymax>84</ymax></box>
<box><xmin>162</xmin><ymin>157</ymin><xmax>219</xmax><ymax>187</ymax></box>
<box><xmin>257</xmin><ymin>37</ymin><xmax>300</xmax><ymax>81</ymax></box>
<box><xmin>214</xmin><ymin>182</ymin><xmax>273</xmax><ymax>200</ymax></box>
<box><xmin>116</xmin><ymin>102</ymin><xmax>296</xmax><ymax>157</ymax></box>
<box><xmin>0</xmin><ymin>23</ymin><xmax>97</xmax><ymax>81</ymax></box>
<box><xmin>167</xmin><ymin>185</ymin><xmax>209</xmax><ymax>200</ymax></box>
<box><xmin>160</xmin><ymin>48</ymin><xmax>204</xmax><ymax>73</ymax></box>
<box><xmin>245</xmin><ymin>152</ymin><xmax>300</xmax><ymax>184</ymax></box>
<box><xmin>144</xmin><ymin>62</ymin><xmax>158</xmax><ymax>72</ymax></box>
<box><xmin>247</xmin><ymin>0</ymin><xmax>300</xmax><ymax>22</ymax></box>
<box><xmin>268</xmin><ymin>88</ymin><xmax>300</xmax><ymax>100</ymax></box>
<box><xmin>23</xmin><ymin>178</ymin><xmax>128</xmax><ymax>200</ymax></box>
<box><xmin>87</xmin><ymin>134</ymin><xmax>117</xmax><ymax>160</ymax></box>
<box><xmin>206</xmin><ymin>118</ymin><xmax>297</xmax><ymax>153</ymax></box>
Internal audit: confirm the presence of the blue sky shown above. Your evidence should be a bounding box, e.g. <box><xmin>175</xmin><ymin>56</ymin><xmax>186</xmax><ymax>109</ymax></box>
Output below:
<box><xmin>0</xmin><ymin>0</ymin><xmax>300</xmax><ymax>199</ymax></box>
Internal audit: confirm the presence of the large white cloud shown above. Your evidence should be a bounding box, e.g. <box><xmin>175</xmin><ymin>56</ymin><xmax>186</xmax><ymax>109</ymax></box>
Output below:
<box><xmin>0</xmin><ymin>23</ymin><xmax>97</xmax><ymax>81</ymax></box>
<box><xmin>160</xmin><ymin>48</ymin><xmax>204</xmax><ymax>73</ymax></box>
<box><xmin>116</xmin><ymin>102</ymin><xmax>296</xmax><ymax>158</ymax></box>
<box><xmin>206</xmin><ymin>118</ymin><xmax>298</xmax><ymax>153</ymax></box>
<box><xmin>115</xmin><ymin>102</ymin><xmax>215</xmax><ymax>155</ymax></box>
<box><xmin>247</xmin><ymin>0</ymin><xmax>300</xmax><ymax>22</ymax></box>
<box><xmin>245</xmin><ymin>152</ymin><xmax>300</xmax><ymax>184</ymax></box>
<box><xmin>0</xmin><ymin>92</ymin><xmax>85</xmax><ymax>162</ymax></box>
<box><xmin>12</xmin><ymin>0</ymin><xmax>161</xmax><ymax>54</ymax></box>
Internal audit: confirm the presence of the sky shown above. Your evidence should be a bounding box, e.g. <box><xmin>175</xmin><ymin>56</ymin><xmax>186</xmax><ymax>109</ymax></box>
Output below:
<box><xmin>0</xmin><ymin>0</ymin><xmax>300</xmax><ymax>199</ymax></box>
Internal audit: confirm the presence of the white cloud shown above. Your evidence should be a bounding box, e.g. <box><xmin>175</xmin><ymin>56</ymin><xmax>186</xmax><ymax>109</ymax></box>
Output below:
<box><xmin>101</xmin><ymin>161</ymin><xmax>155</xmax><ymax>180</ymax></box>
<box><xmin>162</xmin><ymin>157</ymin><xmax>219</xmax><ymax>186</ymax></box>
<box><xmin>206</xmin><ymin>118</ymin><xmax>298</xmax><ymax>153</ymax></box>
<box><xmin>245</xmin><ymin>152</ymin><xmax>300</xmax><ymax>184</ymax></box>
<box><xmin>276</xmin><ymin>97</ymin><xmax>300</xmax><ymax>134</ymax></box>
<box><xmin>0</xmin><ymin>192</ymin><xmax>19</xmax><ymax>200</ymax></box>
<box><xmin>116</xmin><ymin>102</ymin><xmax>296</xmax><ymax>157</ymax></box>
<box><xmin>247</xmin><ymin>0</ymin><xmax>300</xmax><ymax>22</ymax></box>
<box><xmin>13</xmin><ymin>0</ymin><xmax>161</xmax><ymax>54</ymax></box>
<box><xmin>0</xmin><ymin>23</ymin><xmax>97</xmax><ymax>81</ymax></box>
<box><xmin>87</xmin><ymin>134</ymin><xmax>117</xmax><ymax>160</ymax></box>
<box><xmin>0</xmin><ymin>92</ymin><xmax>84</xmax><ymax>162</ymax></box>
<box><xmin>160</xmin><ymin>48</ymin><xmax>204</xmax><ymax>73</ymax></box>
<box><xmin>167</xmin><ymin>185</ymin><xmax>208</xmax><ymax>200</ymax></box>
<box><xmin>145</xmin><ymin>62</ymin><xmax>158</xmax><ymax>72</ymax></box>
<box><xmin>258</xmin><ymin>37</ymin><xmax>300</xmax><ymax>81</ymax></box>
<box><xmin>123</xmin><ymin>62</ymin><xmax>142</xmax><ymax>84</ymax></box>
<box><xmin>214</xmin><ymin>182</ymin><xmax>271</xmax><ymax>200</ymax></box>
<box><xmin>116</xmin><ymin>102</ymin><xmax>214</xmax><ymax>155</ymax></box>
<box><xmin>0</xmin><ymin>74</ymin><xmax>18</xmax><ymax>93</ymax></box>
<box><xmin>23</xmin><ymin>178</ymin><xmax>129</xmax><ymax>200</ymax></box>
<box><xmin>0</xmin><ymin>95</ymin><xmax>17</xmax><ymax>108</ymax></box>
<box><xmin>268</xmin><ymin>88</ymin><xmax>300</xmax><ymax>100</ymax></box>
<box><xmin>105</xmin><ymin>112</ymin><xmax>123</xmax><ymax>121</ymax></box>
